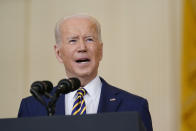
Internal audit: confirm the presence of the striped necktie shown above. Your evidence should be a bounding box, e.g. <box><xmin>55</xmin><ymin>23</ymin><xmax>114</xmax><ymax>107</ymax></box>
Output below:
<box><xmin>71</xmin><ymin>88</ymin><xmax>87</xmax><ymax>115</ymax></box>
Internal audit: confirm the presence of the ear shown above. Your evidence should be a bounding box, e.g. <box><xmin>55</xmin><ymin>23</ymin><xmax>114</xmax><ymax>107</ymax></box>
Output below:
<box><xmin>99</xmin><ymin>43</ymin><xmax>103</xmax><ymax>61</ymax></box>
<box><xmin>54</xmin><ymin>44</ymin><xmax>63</xmax><ymax>63</ymax></box>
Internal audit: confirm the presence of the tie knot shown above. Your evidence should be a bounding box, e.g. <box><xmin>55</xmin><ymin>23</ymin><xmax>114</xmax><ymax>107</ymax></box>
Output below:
<box><xmin>77</xmin><ymin>88</ymin><xmax>87</xmax><ymax>97</ymax></box>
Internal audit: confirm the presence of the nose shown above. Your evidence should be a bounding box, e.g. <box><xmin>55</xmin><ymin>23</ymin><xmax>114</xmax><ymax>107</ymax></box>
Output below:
<box><xmin>78</xmin><ymin>40</ymin><xmax>87</xmax><ymax>53</ymax></box>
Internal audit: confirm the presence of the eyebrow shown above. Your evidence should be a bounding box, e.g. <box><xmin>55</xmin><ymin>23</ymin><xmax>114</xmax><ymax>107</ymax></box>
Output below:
<box><xmin>67</xmin><ymin>36</ymin><xmax>79</xmax><ymax>40</ymax></box>
<box><xmin>85</xmin><ymin>35</ymin><xmax>98</xmax><ymax>39</ymax></box>
<box><xmin>85</xmin><ymin>36</ymin><xmax>94</xmax><ymax>38</ymax></box>
<box><xmin>66</xmin><ymin>35</ymin><xmax>97</xmax><ymax>40</ymax></box>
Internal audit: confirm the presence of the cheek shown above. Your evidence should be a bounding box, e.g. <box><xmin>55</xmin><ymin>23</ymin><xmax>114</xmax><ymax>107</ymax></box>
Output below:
<box><xmin>93</xmin><ymin>49</ymin><xmax>102</xmax><ymax>62</ymax></box>
<box><xmin>96</xmin><ymin>46</ymin><xmax>102</xmax><ymax>61</ymax></box>
<box><xmin>59</xmin><ymin>48</ymin><xmax>70</xmax><ymax>61</ymax></box>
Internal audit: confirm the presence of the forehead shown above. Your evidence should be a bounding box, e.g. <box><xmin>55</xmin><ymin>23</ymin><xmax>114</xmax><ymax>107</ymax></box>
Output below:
<box><xmin>60</xmin><ymin>17</ymin><xmax>98</xmax><ymax>36</ymax></box>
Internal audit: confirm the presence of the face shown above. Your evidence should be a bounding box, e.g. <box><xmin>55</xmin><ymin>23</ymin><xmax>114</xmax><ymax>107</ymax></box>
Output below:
<box><xmin>54</xmin><ymin>17</ymin><xmax>103</xmax><ymax>80</ymax></box>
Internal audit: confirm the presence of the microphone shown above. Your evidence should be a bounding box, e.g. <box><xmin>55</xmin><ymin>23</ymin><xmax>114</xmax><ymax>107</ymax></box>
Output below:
<box><xmin>30</xmin><ymin>81</ymin><xmax>53</xmax><ymax>96</ymax></box>
<box><xmin>56</xmin><ymin>77</ymin><xmax>81</xmax><ymax>95</ymax></box>
<box><xmin>30</xmin><ymin>81</ymin><xmax>53</xmax><ymax>106</ymax></box>
<box><xmin>42</xmin><ymin>81</ymin><xmax>53</xmax><ymax>95</ymax></box>
<box><xmin>47</xmin><ymin>78</ymin><xmax>81</xmax><ymax>116</ymax></box>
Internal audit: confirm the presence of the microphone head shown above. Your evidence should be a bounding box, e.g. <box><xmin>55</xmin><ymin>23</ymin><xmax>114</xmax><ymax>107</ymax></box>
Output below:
<box><xmin>69</xmin><ymin>77</ymin><xmax>81</xmax><ymax>91</ymax></box>
<box><xmin>31</xmin><ymin>81</ymin><xmax>45</xmax><ymax>95</ymax></box>
<box><xmin>57</xmin><ymin>77</ymin><xmax>81</xmax><ymax>94</ymax></box>
<box><xmin>42</xmin><ymin>81</ymin><xmax>53</xmax><ymax>93</ymax></box>
<box><xmin>30</xmin><ymin>81</ymin><xmax>53</xmax><ymax>95</ymax></box>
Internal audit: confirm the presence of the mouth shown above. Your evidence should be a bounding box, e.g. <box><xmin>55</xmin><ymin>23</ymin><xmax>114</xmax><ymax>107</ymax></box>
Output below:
<box><xmin>75</xmin><ymin>58</ymin><xmax>90</xmax><ymax>63</ymax></box>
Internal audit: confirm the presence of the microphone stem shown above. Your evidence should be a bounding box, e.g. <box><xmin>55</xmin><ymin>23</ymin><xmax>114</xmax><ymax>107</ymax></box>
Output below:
<box><xmin>47</xmin><ymin>92</ymin><xmax>61</xmax><ymax>116</ymax></box>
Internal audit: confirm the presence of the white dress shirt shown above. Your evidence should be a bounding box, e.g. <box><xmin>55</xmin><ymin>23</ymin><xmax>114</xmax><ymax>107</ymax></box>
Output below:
<box><xmin>65</xmin><ymin>76</ymin><xmax>102</xmax><ymax>115</ymax></box>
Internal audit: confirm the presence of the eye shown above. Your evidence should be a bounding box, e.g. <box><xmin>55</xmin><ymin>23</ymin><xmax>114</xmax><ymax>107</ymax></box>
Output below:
<box><xmin>86</xmin><ymin>38</ymin><xmax>94</xmax><ymax>42</ymax></box>
<box><xmin>69</xmin><ymin>39</ymin><xmax>77</xmax><ymax>44</ymax></box>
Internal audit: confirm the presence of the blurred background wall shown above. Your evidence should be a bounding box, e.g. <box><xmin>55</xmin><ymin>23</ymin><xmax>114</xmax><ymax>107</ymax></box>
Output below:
<box><xmin>0</xmin><ymin>0</ymin><xmax>183</xmax><ymax>131</ymax></box>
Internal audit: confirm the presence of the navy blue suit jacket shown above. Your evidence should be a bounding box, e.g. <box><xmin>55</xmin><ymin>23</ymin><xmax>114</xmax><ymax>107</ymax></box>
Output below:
<box><xmin>18</xmin><ymin>78</ymin><xmax>153</xmax><ymax>131</ymax></box>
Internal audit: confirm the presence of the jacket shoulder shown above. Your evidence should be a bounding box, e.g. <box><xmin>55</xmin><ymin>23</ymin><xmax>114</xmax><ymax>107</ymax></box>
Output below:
<box><xmin>18</xmin><ymin>96</ymin><xmax>47</xmax><ymax>117</ymax></box>
<box><xmin>100</xmin><ymin>77</ymin><xmax>153</xmax><ymax>131</ymax></box>
<box><xmin>101</xmin><ymin>77</ymin><xmax>147</xmax><ymax>104</ymax></box>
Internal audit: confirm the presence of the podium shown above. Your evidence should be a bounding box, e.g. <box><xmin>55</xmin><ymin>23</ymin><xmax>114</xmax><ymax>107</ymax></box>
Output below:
<box><xmin>0</xmin><ymin>112</ymin><xmax>146</xmax><ymax>131</ymax></box>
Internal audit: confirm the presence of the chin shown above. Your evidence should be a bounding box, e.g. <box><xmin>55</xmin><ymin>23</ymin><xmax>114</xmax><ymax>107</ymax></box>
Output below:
<box><xmin>75</xmin><ymin>72</ymin><xmax>91</xmax><ymax>78</ymax></box>
<box><xmin>75</xmin><ymin>70</ymin><xmax>95</xmax><ymax>78</ymax></box>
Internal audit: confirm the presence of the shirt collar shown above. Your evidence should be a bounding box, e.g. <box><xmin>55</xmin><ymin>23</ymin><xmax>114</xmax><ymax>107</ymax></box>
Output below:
<box><xmin>84</xmin><ymin>75</ymin><xmax>102</xmax><ymax>97</ymax></box>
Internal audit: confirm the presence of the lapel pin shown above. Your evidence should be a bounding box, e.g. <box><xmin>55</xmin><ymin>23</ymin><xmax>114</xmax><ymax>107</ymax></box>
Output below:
<box><xmin>109</xmin><ymin>98</ymin><xmax>116</xmax><ymax>102</ymax></box>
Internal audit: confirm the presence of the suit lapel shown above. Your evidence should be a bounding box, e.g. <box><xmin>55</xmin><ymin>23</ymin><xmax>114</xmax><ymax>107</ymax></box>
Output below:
<box><xmin>97</xmin><ymin>78</ymin><xmax>121</xmax><ymax>113</ymax></box>
<box><xmin>54</xmin><ymin>94</ymin><xmax>65</xmax><ymax>115</ymax></box>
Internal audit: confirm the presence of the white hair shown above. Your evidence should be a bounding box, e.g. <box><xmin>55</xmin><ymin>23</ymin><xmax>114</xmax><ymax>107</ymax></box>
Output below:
<box><xmin>55</xmin><ymin>14</ymin><xmax>102</xmax><ymax>44</ymax></box>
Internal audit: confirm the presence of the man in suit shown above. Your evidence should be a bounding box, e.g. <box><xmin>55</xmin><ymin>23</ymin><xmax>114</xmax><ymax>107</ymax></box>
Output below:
<box><xmin>18</xmin><ymin>14</ymin><xmax>153</xmax><ymax>131</ymax></box>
